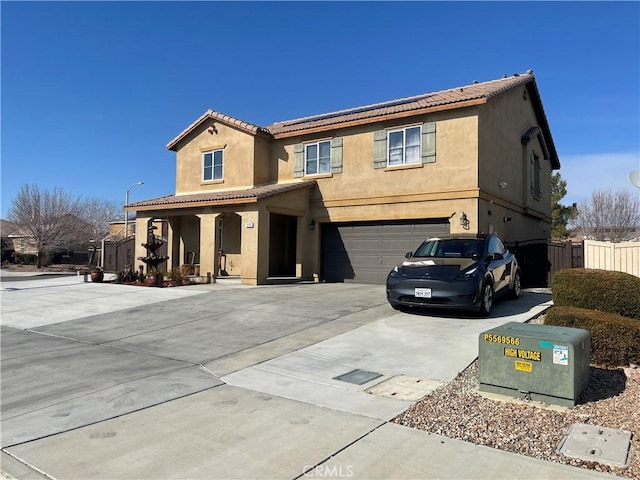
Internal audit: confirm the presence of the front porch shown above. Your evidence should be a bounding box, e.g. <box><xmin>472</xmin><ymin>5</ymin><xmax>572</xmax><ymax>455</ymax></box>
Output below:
<box><xmin>129</xmin><ymin>182</ymin><xmax>317</xmax><ymax>285</ymax></box>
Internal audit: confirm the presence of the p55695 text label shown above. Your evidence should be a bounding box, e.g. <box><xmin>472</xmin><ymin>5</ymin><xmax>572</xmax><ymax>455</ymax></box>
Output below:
<box><xmin>483</xmin><ymin>333</ymin><xmax>520</xmax><ymax>346</ymax></box>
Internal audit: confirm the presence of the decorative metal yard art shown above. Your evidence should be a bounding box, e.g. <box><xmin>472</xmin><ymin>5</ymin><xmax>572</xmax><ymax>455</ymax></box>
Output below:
<box><xmin>138</xmin><ymin>225</ymin><xmax>169</xmax><ymax>287</ymax></box>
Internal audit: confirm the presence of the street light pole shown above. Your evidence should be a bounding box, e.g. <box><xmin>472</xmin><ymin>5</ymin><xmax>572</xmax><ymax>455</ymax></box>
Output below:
<box><xmin>125</xmin><ymin>181</ymin><xmax>144</xmax><ymax>238</ymax></box>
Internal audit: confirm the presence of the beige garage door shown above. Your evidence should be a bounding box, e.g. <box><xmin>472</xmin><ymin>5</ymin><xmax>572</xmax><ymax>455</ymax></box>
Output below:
<box><xmin>321</xmin><ymin>219</ymin><xmax>450</xmax><ymax>284</ymax></box>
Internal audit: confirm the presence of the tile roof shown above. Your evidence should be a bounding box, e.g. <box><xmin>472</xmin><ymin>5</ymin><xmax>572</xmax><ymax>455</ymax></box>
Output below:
<box><xmin>264</xmin><ymin>73</ymin><xmax>535</xmax><ymax>135</ymax></box>
<box><xmin>164</xmin><ymin>72</ymin><xmax>558</xmax><ymax>168</ymax></box>
<box><xmin>1</xmin><ymin>219</ymin><xmax>18</xmax><ymax>236</ymax></box>
<box><xmin>167</xmin><ymin>109</ymin><xmax>271</xmax><ymax>151</ymax></box>
<box><xmin>126</xmin><ymin>180</ymin><xmax>317</xmax><ymax>211</ymax></box>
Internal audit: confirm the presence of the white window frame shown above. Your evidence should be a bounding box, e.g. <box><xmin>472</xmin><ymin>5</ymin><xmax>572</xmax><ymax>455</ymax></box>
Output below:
<box><xmin>304</xmin><ymin>140</ymin><xmax>331</xmax><ymax>176</ymax></box>
<box><xmin>203</xmin><ymin>149</ymin><xmax>224</xmax><ymax>181</ymax></box>
<box><xmin>387</xmin><ymin>125</ymin><xmax>421</xmax><ymax>166</ymax></box>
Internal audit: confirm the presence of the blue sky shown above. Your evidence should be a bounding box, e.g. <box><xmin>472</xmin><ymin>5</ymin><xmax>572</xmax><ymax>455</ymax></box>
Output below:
<box><xmin>2</xmin><ymin>1</ymin><xmax>639</xmax><ymax>219</ymax></box>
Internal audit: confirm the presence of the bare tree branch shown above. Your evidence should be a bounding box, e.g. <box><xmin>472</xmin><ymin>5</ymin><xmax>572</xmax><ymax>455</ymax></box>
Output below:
<box><xmin>79</xmin><ymin>198</ymin><xmax>123</xmax><ymax>241</ymax></box>
<box><xmin>7</xmin><ymin>184</ymin><xmax>83</xmax><ymax>266</ymax></box>
<box><xmin>572</xmin><ymin>188</ymin><xmax>640</xmax><ymax>242</ymax></box>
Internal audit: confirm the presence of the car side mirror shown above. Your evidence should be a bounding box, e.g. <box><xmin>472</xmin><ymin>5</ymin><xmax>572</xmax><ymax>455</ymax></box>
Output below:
<box><xmin>405</xmin><ymin>252</ymin><xmax>412</xmax><ymax>259</ymax></box>
<box><xmin>487</xmin><ymin>253</ymin><xmax>503</xmax><ymax>262</ymax></box>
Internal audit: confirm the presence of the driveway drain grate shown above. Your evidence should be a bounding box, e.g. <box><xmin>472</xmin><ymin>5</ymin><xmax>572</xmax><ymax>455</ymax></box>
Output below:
<box><xmin>557</xmin><ymin>423</ymin><xmax>632</xmax><ymax>468</ymax></box>
<box><xmin>333</xmin><ymin>369</ymin><xmax>382</xmax><ymax>385</ymax></box>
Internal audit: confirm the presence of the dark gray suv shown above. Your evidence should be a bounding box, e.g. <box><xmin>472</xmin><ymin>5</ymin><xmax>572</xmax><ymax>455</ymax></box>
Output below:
<box><xmin>386</xmin><ymin>234</ymin><xmax>521</xmax><ymax>316</ymax></box>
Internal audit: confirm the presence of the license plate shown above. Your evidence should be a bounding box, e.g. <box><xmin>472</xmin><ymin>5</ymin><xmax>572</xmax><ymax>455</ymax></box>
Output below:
<box><xmin>415</xmin><ymin>288</ymin><xmax>432</xmax><ymax>298</ymax></box>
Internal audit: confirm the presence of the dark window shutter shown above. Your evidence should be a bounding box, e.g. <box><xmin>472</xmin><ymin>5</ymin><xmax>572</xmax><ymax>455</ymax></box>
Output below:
<box><xmin>373</xmin><ymin>130</ymin><xmax>387</xmax><ymax>169</ymax></box>
<box><xmin>293</xmin><ymin>143</ymin><xmax>304</xmax><ymax>177</ymax></box>
<box><xmin>538</xmin><ymin>157</ymin><xmax>543</xmax><ymax>195</ymax></box>
<box><xmin>331</xmin><ymin>137</ymin><xmax>343</xmax><ymax>174</ymax></box>
<box><xmin>422</xmin><ymin>122</ymin><xmax>436</xmax><ymax>164</ymax></box>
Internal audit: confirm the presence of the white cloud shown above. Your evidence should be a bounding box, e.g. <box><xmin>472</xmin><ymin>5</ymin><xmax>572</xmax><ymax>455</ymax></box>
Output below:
<box><xmin>558</xmin><ymin>152</ymin><xmax>640</xmax><ymax>205</ymax></box>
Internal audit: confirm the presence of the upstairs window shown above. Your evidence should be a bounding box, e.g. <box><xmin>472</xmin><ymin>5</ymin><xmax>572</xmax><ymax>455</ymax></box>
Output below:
<box><xmin>305</xmin><ymin>141</ymin><xmax>331</xmax><ymax>175</ymax></box>
<box><xmin>373</xmin><ymin>122</ymin><xmax>435</xmax><ymax>169</ymax></box>
<box><xmin>203</xmin><ymin>149</ymin><xmax>223</xmax><ymax>181</ymax></box>
<box><xmin>294</xmin><ymin>138</ymin><xmax>342</xmax><ymax>177</ymax></box>
<box><xmin>388</xmin><ymin>126</ymin><xmax>421</xmax><ymax>166</ymax></box>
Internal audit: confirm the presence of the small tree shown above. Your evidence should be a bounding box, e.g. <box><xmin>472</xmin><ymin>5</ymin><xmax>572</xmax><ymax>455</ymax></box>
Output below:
<box><xmin>7</xmin><ymin>184</ymin><xmax>83</xmax><ymax>267</ymax></box>
<box><xmin>551</xmin><ymin>172</ymin><xmax>577</xmax><ymax>240</ymax></box>
<box><xmin>572</xmin><ymin>188</ymin><xmax>640</xmax><ymax>242</ymax></box>
<box><xmin>79</xmin><ymin>198</ymin><xmax>123</xmax><ymax>242</ymax></box>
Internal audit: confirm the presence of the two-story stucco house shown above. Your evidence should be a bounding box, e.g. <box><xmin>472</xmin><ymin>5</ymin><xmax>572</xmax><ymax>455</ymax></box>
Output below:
<box><xmin>127</xmin><ymin>72</ymin><xmax>560</xmax><ymax>285</ymax></box>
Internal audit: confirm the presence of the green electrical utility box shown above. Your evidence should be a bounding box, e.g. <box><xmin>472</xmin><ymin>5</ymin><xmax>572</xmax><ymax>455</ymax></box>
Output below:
<box><xmin>479</xmin><ymin>322</ymin><xmax>590</xmax><ymax>407</ymax></box>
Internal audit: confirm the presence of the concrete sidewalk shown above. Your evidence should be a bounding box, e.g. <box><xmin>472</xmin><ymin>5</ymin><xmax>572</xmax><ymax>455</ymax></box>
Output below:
<box><xmin>0</xmin><ymin>274</ymin><xmax>617</xmax><ymax>479</ymax></box>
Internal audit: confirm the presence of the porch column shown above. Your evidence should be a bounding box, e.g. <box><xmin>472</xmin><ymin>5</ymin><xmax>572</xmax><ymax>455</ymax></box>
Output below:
<box><xmin>239</xmin><ymin>210</ymin><xmax>268</xmax><ymax>285</ymax></box>
<box><xmin>196</xmin><ymin>212</ymin><xmax>220</xmax><ymax>280</ymax></box>
<box><xmin>166</xmin><ymin>218</ymin><xmax>178</xmax><ymax>272</ymax></box>
<box><xmin>134</xmin><ymin>215</ymin><xmax>152</xmax><ymax>273</ymax></box>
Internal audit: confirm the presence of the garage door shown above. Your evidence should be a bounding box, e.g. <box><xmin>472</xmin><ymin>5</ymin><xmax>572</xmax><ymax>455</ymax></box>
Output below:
<box><xmin>321</xmin><ymin>219</ymin><xmax>450</xmax><ymax>284</ymax></box>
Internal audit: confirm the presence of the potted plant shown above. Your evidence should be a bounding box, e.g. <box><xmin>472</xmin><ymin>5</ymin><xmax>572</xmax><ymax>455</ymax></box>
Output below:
<box><xmin>145</xmin><ymin>266</ymin><xmax>163</xmax><ymax>287</ymax></box>
<box><xmin>89</xmin><ymin>266</ymin><xmax>104</xmax><ymax>283</ymax></box>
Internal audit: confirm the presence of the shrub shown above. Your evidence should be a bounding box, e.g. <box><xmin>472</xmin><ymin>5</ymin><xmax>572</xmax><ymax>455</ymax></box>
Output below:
<box><xmin>22</xmin><ymin>254</ymin><xmax>37</xmax><ymax>265</ymax></box>
<box><xmin>552</xmin><ymin>268</ymin><xmax>640</xmax><ymax>320</ymax></box>
<box><xmin>168</xmin><ymin>267</ymin><xmax>185</xmax><ymax>285</ymax></box>
<box><xmin>545</xmin><ymin>306</ymin><xmax>640</xmax><ymax>367</ymax></box>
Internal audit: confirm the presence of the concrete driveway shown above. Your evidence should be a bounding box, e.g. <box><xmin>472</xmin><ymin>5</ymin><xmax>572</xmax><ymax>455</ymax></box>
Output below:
<box><xmin>1</xmin><ymin>274</ymin><xmax>612</xmax><ymax>479</ymax></box>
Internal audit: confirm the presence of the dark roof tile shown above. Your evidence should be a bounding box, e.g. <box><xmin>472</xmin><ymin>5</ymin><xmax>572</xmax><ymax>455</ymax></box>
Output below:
<box><xmin>127</xmin><ymin>181</ymin><xmax>317</xmax><ymax>210</ymax></box>
<box><xmin>264</xmin><ymin>74</ymin><xmax>534</xmax><ymax>135</ymax></box>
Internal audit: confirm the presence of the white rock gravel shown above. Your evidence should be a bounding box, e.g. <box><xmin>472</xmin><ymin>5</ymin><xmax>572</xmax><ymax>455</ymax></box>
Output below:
<box><xmin>393</xmin><ymin>317</ymin><xmax>639</xmax><ymax>480</ymax></box>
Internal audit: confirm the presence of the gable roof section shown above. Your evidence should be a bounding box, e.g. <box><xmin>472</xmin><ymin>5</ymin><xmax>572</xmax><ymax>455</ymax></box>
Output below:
<box><xmin>126</xmin><ymin>180</ymin><xmax>317</xmax><ymax>212</ymax></box>
<box><xmin>166</xmin><ymin>72</ymin><xmax>559</xmax><ymax>168</ymax></box>
<box><xmin>265</xmin><ymin>74</ymin><xmax>534</xmax><ymax>136</ymax></box>
<box><xmin>167</xmin><ymin>109</ymin><xmax>272</xmax><ymax>151</ymax></box>
<box><xmin>522</xmin><ymin>80</ymin><xmax>560</xmax><ymax>169</ymax></box>
<box><xmin>1</xmin><ymin>219</ymin><xmax>17</xmax><ymax>236</ymax></box>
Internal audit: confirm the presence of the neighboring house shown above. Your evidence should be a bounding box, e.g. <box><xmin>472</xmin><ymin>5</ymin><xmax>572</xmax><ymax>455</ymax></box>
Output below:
<box><xmin>108</xmin><ymin>219</ymin><xmax>129</xmax><ymax>239</ymax></box>
<box><xmin>577</xmin><ymin>226</ymin><xmax>640</xmax><ymax>243</ymax></box>
<box><xmin>5</xmin><ymin>215</ymin><xmax>94</xmax><ymax>263</ymax></box>
<box><xmin>1</xmin><ymin>219</ymin><xmax>17</xmax><ymax>261</ymax></box>
<box><xmin>127</xmin><ymin>72</ymin><xmax>560</xmax><ymax>285</ymax></box>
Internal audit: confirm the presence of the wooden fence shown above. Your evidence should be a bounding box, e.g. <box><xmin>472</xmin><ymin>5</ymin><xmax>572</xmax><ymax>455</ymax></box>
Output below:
<box><xmin>102</xmin><ymin>236</ymin><xmax>168</xmax><ymax>274</ymax></box>
<box><xmin>547</xmin><ymin>240</ymin><xmax>584</xmax><ymax>284</ymax></box>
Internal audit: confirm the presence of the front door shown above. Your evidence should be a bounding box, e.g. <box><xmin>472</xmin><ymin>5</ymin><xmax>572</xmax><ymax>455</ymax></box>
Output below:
<box><xmin>269</xmin><ymin>213</ymin><xmax>297</xmax><ymax>276</ymax></box>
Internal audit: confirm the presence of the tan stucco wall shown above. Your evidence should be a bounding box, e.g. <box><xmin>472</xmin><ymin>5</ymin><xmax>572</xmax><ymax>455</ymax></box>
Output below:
<box><xmin>273</xmin><ymin>110</ymin><xmax>479</xmax><ymax>199</ymax></box>
<box><xmin>477</xmin><ymin>87</ymin><xmax>553</xmax><ymax>242</ymax></box>
<box><xmin>268</xmin><ymin>110</ymin><xmax>481</xmax><ymax>240</ymax></box>
<box><xmin>174</xmin><ymin>120</ymin><xmax>258</xmax><ymax>195</ymax></box>
<box><xmin>195</xmin><ymin>213</ymin><xmax>218</xmax><ymax>278</ymax></box>
<box><xmin>254</xmin><ymin>135</ymin><xmax>271</xmax><ymax>186</ymax></box>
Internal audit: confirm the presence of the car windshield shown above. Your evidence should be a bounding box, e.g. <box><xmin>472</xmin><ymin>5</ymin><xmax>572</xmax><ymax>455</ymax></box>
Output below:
<box><xmin>413</xmin><ymin>238</ymin><xmax>485</xmax><ymax>259</ymax></box>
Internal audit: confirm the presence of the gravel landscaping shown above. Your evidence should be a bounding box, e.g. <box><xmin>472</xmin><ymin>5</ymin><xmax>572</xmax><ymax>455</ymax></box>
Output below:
<box><xmin>393</xmin><ymin>316</ymin><xmax>639</xmax><ymax>480</ymax></box>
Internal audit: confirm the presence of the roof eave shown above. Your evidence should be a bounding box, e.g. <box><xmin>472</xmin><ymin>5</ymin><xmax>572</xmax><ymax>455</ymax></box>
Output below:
<box><xmin>271</xmin><ymin>98</ymin><xmax>487</xmax><ymax>139</ymax></box>
<box><xmin>166</xmin><ymin>110</ymin><xmax>273</xmax><ymax>151</ymax></box>
<box><xmin>127</xmin><ymin>197</ymin><xmax>258</xmax><ymax>212</ymax></box>
<box><xmin>127</xmin><ymin>180</ymin><xmax>317</xmax><ymax>212</ymax></box>
<box><xmin>525</xmin><ymin>80</ymin><xmax>560</xmax><ymax>170</ymax></box>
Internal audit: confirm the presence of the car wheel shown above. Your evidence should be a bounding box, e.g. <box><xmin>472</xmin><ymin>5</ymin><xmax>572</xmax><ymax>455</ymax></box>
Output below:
<box><xmin>509</xmin><ymin>271</ymin><xmax>522</xmax><ymax>299</ymax></box>
<box><xmin>478</xmin><ymin>282</ymin><xmax>493</xmax><ymax>317</ymax></box>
